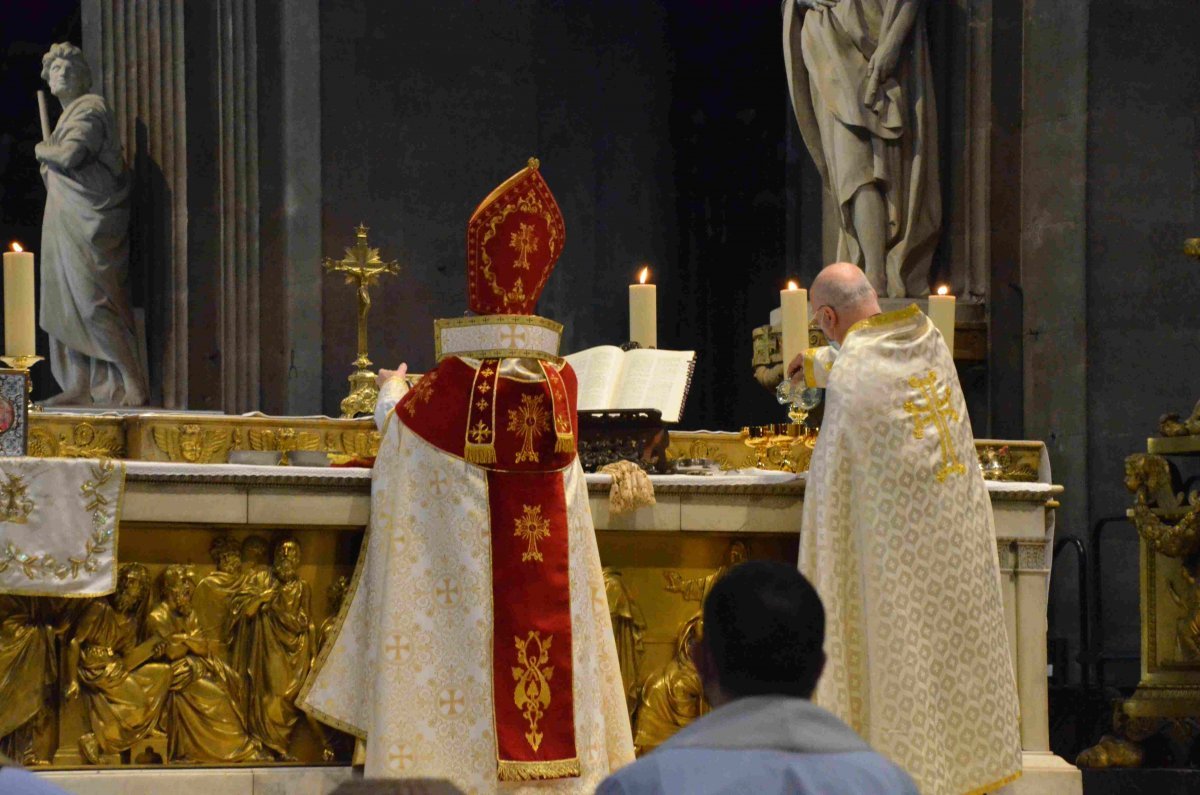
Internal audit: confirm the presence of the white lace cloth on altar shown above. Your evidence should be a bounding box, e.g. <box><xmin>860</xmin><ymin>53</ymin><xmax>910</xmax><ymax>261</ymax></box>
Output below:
<box><xmin>0</xmin><ymin>457</ymin><xmax>125</xmax><ymax>597</ymax></box>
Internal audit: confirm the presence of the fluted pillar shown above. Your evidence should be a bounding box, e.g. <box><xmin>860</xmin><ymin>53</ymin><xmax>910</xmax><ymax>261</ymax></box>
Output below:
<box><xmin>214</xmin><ymin>0</ymin><xmax>260</xmax><ymax>413</ymax></box>
<box><xmin>82</xmin><ymin>0</ymin><xmax>188</xmax><ymax>408</ymax></box>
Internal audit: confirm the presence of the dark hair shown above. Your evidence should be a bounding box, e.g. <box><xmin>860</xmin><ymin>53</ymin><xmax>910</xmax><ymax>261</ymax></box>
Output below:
<box><xmin>703</xmin><ymin>560</ymin><xmax>825</xmax><ymax>699</ymax></box>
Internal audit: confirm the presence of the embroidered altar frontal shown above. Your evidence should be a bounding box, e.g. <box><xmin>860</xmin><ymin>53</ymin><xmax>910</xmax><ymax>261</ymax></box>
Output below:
<box><xmin>399</xmin><ymin>355</ymin><xmax>581</xmax><ymax>780</ymax></box>
<box><xmin>0</xmin><ymin>458</ymin><xmax>124</xmax><ymax>597</ymax></box>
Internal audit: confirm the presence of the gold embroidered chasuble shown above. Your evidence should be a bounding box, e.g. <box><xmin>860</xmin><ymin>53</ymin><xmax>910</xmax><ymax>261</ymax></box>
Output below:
<box><xmin>797</xmin><ymin>306</ymin><xmax>1021</xmax><ymax>795</ymax></box>
<box><xmin>300</xmin><ymin>333</ymin><xmax>633</xmax><ymax>792</ymax></box>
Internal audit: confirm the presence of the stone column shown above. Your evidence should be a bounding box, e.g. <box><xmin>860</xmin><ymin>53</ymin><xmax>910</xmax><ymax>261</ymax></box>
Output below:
<box><xmin>82</xmin><ymin>0</ymin><xmax>188</xmax><ymax>408</ymax></box>
<box><xmin>1020</xmin><ymin>0</ymin><xmax>1089</xmax><ymax>595</ymax></box>
<box><xmin>214</xmin><ymin>0</ymin><xmax>260</xmax><ymax>413</ymax></box>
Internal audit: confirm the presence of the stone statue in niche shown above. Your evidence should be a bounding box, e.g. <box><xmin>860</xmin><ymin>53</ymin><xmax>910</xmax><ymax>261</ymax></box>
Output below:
<box><xmin>229</xmin><ymin>537</ymin><xmax>315</xmax><ymax>760</ymax></box>
<box><xmin>64</xmin><ymin>563</ymin><xmax>171</xmax><ymax>764</ymax></box>
<box><xmin>146</xmin><ymin>565</ymin><xmax>266</xmax><ymax>763</ymax></box>
<box><xmin>35</xmin><ymin>43</ymin><xmax>147</xmax><ymax>406</ymax></box>
<box><xmin>783</xmin><ymin>0</ymin><xmax>941</xmax><ymax>298</ymax></box>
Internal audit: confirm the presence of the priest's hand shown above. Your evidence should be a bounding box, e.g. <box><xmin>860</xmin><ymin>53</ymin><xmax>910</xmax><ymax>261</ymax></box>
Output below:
<box><xmin>377</xmin><ymin>363</ymin><xmax>408</xmax><ymax>388</ymax></box>
<box><xmin>785</xmin><ymin>352</ymin><xmax>805</xmax><ymax>383</ymax></box>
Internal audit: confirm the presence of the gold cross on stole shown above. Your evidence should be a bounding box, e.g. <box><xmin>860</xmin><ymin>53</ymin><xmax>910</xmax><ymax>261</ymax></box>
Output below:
<box><xmin>903</xmin><ymin>370</ymin><xmax>967</xmax><ymax>483</ymax></box>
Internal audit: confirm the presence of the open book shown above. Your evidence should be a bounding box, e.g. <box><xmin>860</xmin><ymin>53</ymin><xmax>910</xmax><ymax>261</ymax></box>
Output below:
<box><xmin>564</xmin><ymin>346</ymin><xmax>696</xmax><ymax>424</ymax></box>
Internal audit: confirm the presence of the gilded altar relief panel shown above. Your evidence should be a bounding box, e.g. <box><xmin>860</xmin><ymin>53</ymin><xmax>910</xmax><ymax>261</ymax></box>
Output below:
<box><xmin>0</xmin><ymin>524</ymin><xmax>362</xmax><ymax>768</ymax></box>
<box><xmin>596</xmin><ymin>531</ymin><xmax>798</xmax><ymax>754</ymax></box>
<box><xmin>1144</xmin><ymin>540</ymin><xmax>1200</xmax><ymax>683</ymax></box>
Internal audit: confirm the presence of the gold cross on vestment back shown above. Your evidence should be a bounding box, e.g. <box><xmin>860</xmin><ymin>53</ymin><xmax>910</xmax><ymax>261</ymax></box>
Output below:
<box><xmin>902</xmin><ymin>370</ymin><xmax>967</xmax><ymax>483</ymax></box>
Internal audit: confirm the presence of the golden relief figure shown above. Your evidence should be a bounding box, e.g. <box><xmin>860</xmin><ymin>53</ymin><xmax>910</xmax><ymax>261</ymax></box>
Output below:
<box><xmin>308</xmin><ymin>576</ymin><xmax>351</xmax><ymax>762</ymax></box>
<box><xmin>633</xmin><ymin>542</ymin><xmax>749</xmax><ymax>753</ymax></box>
<box><xmin>602</xmin><ymin>568</ymin><xmax>645</xmax><ymax>717</ymax></box>
<box><xmin>146</xmin><ymin>565</ymin><xmax>266</xmax><ymax>763</ymax></box>
<box><xmin>192</xmin><ymin>535</ymin><xmax>243</xmax><ymax>648</ymax></box>
<box><xmin>1167</xmin><ymin>556</ymin><xmax>1200</xmax><ymax>663</ymax></box>
<box><xmin>65</xmin><ymin>563</ymin><xmax>172</xmax><ymax>764</ymax></box>
<box><xmin>230</xmin><ymin>538</ymin><xmax>315</xmax><ymax>760</ymax></box>
<box><xmin>151</xmin><ymin>424</ymin><xmax>233</xmax><ymax>464</ymax></box>
<box><xmin>632</xmin><ymin>614</ymin><xmax>706</xmax><ymax>755</ymax></box>
<box><xmin>0</xmin><ymin>596</ymin><xmax>67</xmax><ymax>765</ymax></box>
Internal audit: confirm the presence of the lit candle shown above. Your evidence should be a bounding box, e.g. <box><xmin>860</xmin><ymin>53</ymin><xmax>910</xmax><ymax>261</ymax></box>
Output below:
<box><xmin>3</xmin><ymin>243</ymin><xmax>35</xmax><ymax>357</ymax></box>
<box><xmin>629</xmin><ymin>266</ymin><xmax>657</xmax><ymax>348</ymax></box>
<box><xmin>780</xmin><ymin>279</ymin><xmax>808</xmax><ymax>370</ymax></box>
<box><xmin>928</xmin><ymin>285</ymin><xmax>955</xmax><ymax>356</ymax></box>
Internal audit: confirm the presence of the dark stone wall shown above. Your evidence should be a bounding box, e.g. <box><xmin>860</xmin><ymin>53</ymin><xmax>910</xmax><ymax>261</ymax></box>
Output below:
<box><xmin>318</xmin><ymin>0</ymin><xmax>783</xmax><ymax>427</ymax></box>
<box><xmin>1080</xmin><ymin>1</ymin><xmax>1200</xmax><ymax>685</ymax></box>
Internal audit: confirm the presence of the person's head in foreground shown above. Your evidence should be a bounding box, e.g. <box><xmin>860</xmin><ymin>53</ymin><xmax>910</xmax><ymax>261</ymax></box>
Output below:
<box><xmin>597</xmin><ymin>560</ymin><xmax>918</xmax><ymax>795</ymax></box>
<box><xmin>695</xmin><ymin>558</ymin><xmax>825</xmax><ymax>707</ymax></box>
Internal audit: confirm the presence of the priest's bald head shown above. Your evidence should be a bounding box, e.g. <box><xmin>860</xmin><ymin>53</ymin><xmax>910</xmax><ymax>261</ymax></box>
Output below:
<box><xmin>810</xmin><ymin>262</ymin><xmax>882</xmax><ymax>346</ymax></box>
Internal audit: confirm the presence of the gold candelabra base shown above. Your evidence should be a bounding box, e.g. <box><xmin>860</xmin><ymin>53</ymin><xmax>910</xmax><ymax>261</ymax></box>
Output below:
<box><xmin>339</xmin><ymin>363</ymin><xmax>379</xmax><ymax>420</ymax></box>
<box><xmin>1</xmin><ymin>354</ymin><xmax>43</xmax><ymax>413</ymax></box>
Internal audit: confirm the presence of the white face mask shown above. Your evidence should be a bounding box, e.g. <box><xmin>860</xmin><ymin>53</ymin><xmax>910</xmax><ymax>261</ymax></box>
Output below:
<box><xmin>829</xmin><ymin>339</ymin><xmax>841</xmax><ymax>352</ymax></box>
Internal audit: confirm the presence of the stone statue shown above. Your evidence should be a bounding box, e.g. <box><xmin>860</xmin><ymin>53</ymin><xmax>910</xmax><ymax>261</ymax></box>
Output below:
<box><xmin>146</xmin><ymin>565</ymin><xmax>265</xmax><ymax>763</ymax></box>
<box><xmin>783</xmin><ymin>0</ymin><xmax>941</xmax><ymax>298</ymax></box>
<box><xmin>35</xmin><ymin>43</ymin><xmax>147</xmax><ymax>406</ymax></box>
<box><xmin>231</xmin><ymin>537</ymin><xmax>315</xmax><ymax>760</ymax></box>
<box><xmin>64</xmin><ymin>563</ymin><xmax>171</xmax><ymax>764</ymax></box>
<box><xmin>602</xmin><ymin>568</ymin><xmax>647</xmax><ymax>718</ymax></box>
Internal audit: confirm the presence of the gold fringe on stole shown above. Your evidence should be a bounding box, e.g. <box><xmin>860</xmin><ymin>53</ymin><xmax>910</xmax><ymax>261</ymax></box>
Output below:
<box><xmin>465</xmin><ymin>443</ymin><xmax>497</xmax><ymax>464</ymax></box>
<box><xmin>539</xmin><ymin>359</ymin><xmax>576</xmax><ymax>455</ymax></box>
<box><xmin>497</xmin><ymin>757</ymin><xmax>581</xmax><ymax>781</ymax></box>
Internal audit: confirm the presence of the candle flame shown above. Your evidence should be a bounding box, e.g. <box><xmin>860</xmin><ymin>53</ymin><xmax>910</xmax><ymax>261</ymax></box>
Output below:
<box><xmin>10</xmin><ymin>242</ymin><xmax>22</xmax><ymax>253</ymax></box>
<box><xmin>786</xmin><ymin>280</ymin><xmax>799</xmax><ymax>291</ymax></box>
<box><xmin>936</xmin><ymin>285</ymin><xmax>949</xmax><ymax>296</ymax></box>
<box><xmin>638</xmin><ymin>266</ymin><xmax>650</xmax><ymax>285</ymax></box>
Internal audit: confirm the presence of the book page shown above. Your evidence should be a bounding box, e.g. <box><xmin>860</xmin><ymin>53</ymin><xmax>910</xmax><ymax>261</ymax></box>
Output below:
<box><xmin>611</xmin><ymin>349</ymin><xmax>696</xmax><ymax>423</ymax></box>
<box><xmin>564</xmin><ymin>346</ymin><xmax>625</xmax><ymax>411</ymax></box>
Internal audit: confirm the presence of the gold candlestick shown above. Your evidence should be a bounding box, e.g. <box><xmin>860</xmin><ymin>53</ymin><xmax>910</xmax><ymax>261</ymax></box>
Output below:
<box><xmin>0</xmin><ymin>354</ymin><xmax>44</xmax><ymax>413</ymax></box>
<box><xmin>323</xmin><ymin>224</ymin><xmax>401</xmax><ymax>418</ymax></box>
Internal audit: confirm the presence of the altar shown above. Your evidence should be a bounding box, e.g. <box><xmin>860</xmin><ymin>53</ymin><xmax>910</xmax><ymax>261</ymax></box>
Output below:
<box><xmin>3</xmin><ymin>416</ymin><xmax>1078</xmax><ymax>794</ymax></box>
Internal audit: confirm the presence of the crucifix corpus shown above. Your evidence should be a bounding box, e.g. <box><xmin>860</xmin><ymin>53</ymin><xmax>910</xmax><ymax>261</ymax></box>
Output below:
<box><xmin>324</xmin><ymin>224</ymin><xmax>401</xmax><ymax>418</ymax></box>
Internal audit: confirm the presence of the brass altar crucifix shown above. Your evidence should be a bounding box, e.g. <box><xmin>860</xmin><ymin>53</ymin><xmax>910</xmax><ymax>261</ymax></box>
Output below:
<box><xmin>324</xmin><ymin>224</ymin><xmax>401</xmax><ymax>418</ymax></box>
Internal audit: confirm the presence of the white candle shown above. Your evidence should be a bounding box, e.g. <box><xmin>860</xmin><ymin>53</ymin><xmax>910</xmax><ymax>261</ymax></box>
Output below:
<box><xmin>3</xmin><ymin>243</ymin><xmax>35</xmax><ymax>357</ymax></box>
<box><xmin>629</xmin><ymin>266</ymin><xmax>657</xmax><ymax>348</ymax></box>
<box><xmin>928</xmin><ymin>285</ymin><xmax>955</xmax><ymax>356</ymax></box>
<box><xmin>780</xmin><ymin>280</ymin><xmax>808</xmax><ymax>370</ymax></box>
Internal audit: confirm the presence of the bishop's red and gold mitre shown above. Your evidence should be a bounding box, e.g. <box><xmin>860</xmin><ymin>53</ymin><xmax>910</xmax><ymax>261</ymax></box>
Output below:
<box><xmin>467</xmin><ymin>157</ymin><xmax>565</xmax><ymax>316</ymax></box>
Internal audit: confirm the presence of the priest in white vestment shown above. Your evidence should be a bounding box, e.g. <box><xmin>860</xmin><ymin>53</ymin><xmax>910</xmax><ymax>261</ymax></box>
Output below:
<box><xmin>788</xmin><ymin>262</ymin><xmax>1021</xmax><ymax>795</ymax></box>
<box><xmin>300</xmin><ymin>160</ymin><xmax>633</xmax><ymax>792</ymax></box>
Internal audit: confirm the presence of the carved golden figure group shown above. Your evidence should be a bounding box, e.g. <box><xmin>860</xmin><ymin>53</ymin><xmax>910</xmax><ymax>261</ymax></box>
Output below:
<box><xmin>0</xmin><ymin>534</ymin><xmax>349</xmax><ymax>766</ymax></box>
